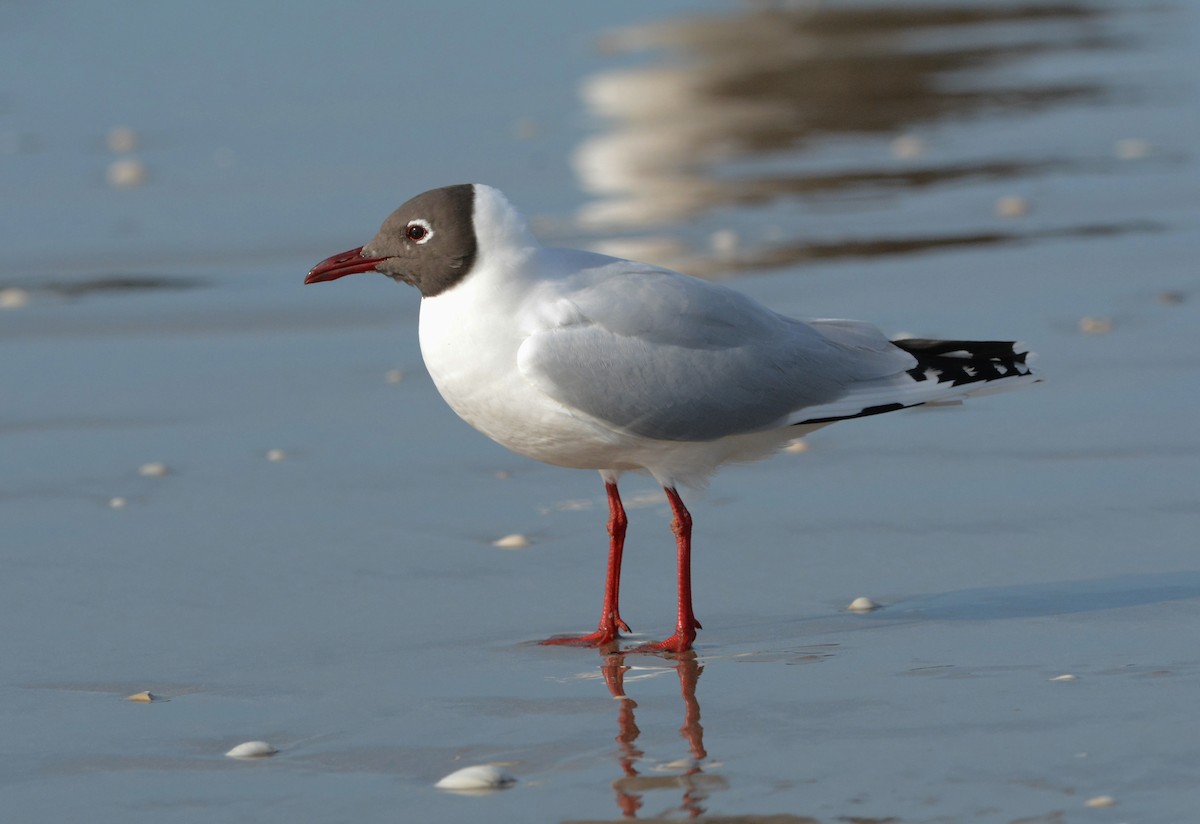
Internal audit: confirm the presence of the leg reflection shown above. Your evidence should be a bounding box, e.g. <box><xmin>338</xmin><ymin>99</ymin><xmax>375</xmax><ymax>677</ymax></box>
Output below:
<box><xmin>599</xmin><ymin>651</ymin><xmax>724</xmax><ymax>819</ymax></box>
<box><xmin>600</xmin><ymin>654</ymin><xmax>644</xmax><ymax>817</ymax></box>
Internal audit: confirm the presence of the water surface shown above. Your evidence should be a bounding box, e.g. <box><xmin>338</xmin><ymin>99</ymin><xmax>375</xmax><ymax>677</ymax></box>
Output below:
<box><xmin>3</xmin><ymin>1</ymin><xmax>1199</xmax><ymax>821</ymax></box>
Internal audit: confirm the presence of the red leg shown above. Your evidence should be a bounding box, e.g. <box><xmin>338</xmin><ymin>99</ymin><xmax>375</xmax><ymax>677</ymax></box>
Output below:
<box><xmin>541</xmin><ymin>480</ymin><xmax>632</xmax><ymax>647</ymax></box>
<box><xmin>630</xmin><ymin>487</ymin><xmax>701</xmax><ymax>654</ymax></box>
<box><xmin>601</xmin><ymin>481</ymin><xmax>632</xmax><ymax>634</ymax></box>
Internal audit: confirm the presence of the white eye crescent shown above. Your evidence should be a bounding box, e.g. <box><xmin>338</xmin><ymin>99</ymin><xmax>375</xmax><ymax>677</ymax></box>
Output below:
<box><xmin>406</xmin><ymin>219</ymin><xmax>433</xmax><ymax>244</ymax></box>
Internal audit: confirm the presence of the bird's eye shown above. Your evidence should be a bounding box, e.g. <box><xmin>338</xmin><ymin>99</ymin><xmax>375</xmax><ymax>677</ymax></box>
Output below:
<box><xmin>406</xmin><ymin>220</ymin><xmax>433</xmax><ymax>243</ymax></box>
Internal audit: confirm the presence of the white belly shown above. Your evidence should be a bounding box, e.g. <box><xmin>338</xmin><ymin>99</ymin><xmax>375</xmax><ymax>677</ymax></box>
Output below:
<box><xmin>418</xmin><ymin>276</ymin><xmax>624</xmax><ymax>470</ymax></box>
<box><xmin>415</xmin><ymin>259</ymin><xmax>813</xmax><ymax>486</ymax></box>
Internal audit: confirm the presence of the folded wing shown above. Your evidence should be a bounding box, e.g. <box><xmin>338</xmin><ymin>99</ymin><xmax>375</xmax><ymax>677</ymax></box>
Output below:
<box><xmin>517</xmin><ymin>261</ymin><xmax>915</xmax><ymax>442</ymax></box>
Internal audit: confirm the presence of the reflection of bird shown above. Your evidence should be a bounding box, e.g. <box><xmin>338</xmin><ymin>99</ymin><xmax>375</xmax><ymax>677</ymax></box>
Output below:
<box><xmin>574</xmin><ymin>4</ymin><xmax>1112</xmax><ymax>274</ymax></box>
<box><xmin>307</xmin><ymin>184</ymin><xmax>1039</xmax><ymax>652</ymax></box>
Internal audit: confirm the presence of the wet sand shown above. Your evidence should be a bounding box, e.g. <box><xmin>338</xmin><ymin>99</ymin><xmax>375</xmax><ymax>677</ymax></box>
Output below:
<box><xmin>3</xmin><ymin>1</ymin><xmax>1199</xmax><ymax>821</ymax></box>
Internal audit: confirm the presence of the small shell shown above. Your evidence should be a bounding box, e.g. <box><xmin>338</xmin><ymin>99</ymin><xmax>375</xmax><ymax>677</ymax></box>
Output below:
<box><xmin>994</xmin><ymin>195</ymin><xmax>1030</xmax><ymax>218</ymax></box>
<box><xmin>385</xmin><ymin>369</ymin><xmax>405</xmax><ymax>384</ymax></box>
<box><xmin>512</xmin><ymin>118</ymin><xmax>541</xmax><ymax>141</ymax></box>
<box><xmin>1114</xmin><ymin>138</ymin><xmax>1150</xmax><ymax>160</ymax></box>
<box><xmin>1050</xmin><ymin>673</ymin><xmax>1078</xmax><ymax>682</ymax></box>
<box><xmin>890</xmin><ymin>135</ymin><xmax>925</xmax><ymax>159</ymax></box>
<box><xmin>709</xmin><ymin>229</ymin><xmax>739</xmax><ymax>257</ymax></box>
<box><xmin>108</xmin><ymin>497</ymin><xmax>128</xmax><ymax>509</ymax></box>
<box><xmin>265</xmin><ymin>449</ymin><xmax>287</xmax><ymax>462</ymax></box>
<box><xmin>225</xmin><ymin>741</ymin><xmax>277</xmax><ymax>759</ymax></box>
<box><xmin>106</xmin><ymin>158</ymin><xmax>147</xmax><ymax>188</ymax></box>
<box><xmin>0</xmin><ymin>287</ymin><xmax>31</xmax><ymax>309</ymax></box>
<box><xmin>1085</xmin><ymin>795</ymin><xmax>1116</xmax><ymax>808</ymax></box>
<box><xmin>126</xmin><ymin>691</ymin><xmax>157</xmax><ymax>702</ymax></box>
<box><xmin>848</xmin><ymin>596</ymin><xmax>880</xmax><ymax>613</ymax></box>
<box><xmin>1078</xmin><ymin>316</ymin><xmax>1113</xmax><ymax>335</ymax></box>
<box><xmin>435</xmin><ymin>764</ymin><xmax>516</xmax><ymax>792</ymax></box>
<box><xmin>493</xmin><ymin>533</ymin><xmax>530</xmax><ymax>549</ymax></box>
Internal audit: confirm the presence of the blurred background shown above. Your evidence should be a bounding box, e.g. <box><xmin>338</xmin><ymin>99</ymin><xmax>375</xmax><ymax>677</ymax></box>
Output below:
<box><xmin>2</xmin><ymin>0</ymin><xmax>1192</xmax><ymax>283</ymax></box>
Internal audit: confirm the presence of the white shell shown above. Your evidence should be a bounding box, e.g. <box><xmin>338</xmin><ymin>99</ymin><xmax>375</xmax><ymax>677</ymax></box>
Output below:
<box><xmin>492</xmin><ymin>533</ymin><xmax>530</xmax><ymax>549</ymax></box>
<box><xmin>225</xmin><ymin>741</ymin><xmax>278</xmax><ymax>759</ymax></box>
<box><xmin>848</xmin><ymin>596</ymin><xmax>880</xmax><ymax>613</ymax></box>
<box><xmin>1085</xmin><ymin>795</ymin><xmax>1116</xmax><ymax>808</ymax></box>
<box><xmin>435</xmin><ymin>764</ymin><xmax>516</xmax><ymax>791</ymax></box>
<box><xmin>107</xmin><ymin>158</ymin><xmax>147</xmax><ymax>188</ymax></box>
<box><xmin>1050</xmin><ymin>673</ymin><xmax>1078</xmax><ymax>682</ymax></box>
<box><xmin>0</xmin><ymin>287</ymin><xmax>31</xmax><ymax>309</ymax></box>
<box><xmin>265</xmin><ymin>449</ymin><xmax>287</xmax><ymax>462</ymax></box>
<box><xmin>108</xmin><ymin>497</ymin><xmax>128</xmax><ymax>509</ymax></box>
<box><xmin>138</xmin><ymin>462</ymin><xmax>169</xmax><ymax>477</ymax></box>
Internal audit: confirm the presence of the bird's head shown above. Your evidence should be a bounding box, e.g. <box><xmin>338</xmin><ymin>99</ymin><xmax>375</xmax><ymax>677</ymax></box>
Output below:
<box><xmin>306</xmin><ymin>183</ymin><xmax>478</xmax><ymax>298</ymax></box>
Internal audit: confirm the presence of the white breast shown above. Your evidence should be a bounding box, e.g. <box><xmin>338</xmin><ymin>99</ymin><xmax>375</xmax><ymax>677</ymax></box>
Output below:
<box><xmin>417</xmin><ymin>251</ymin><xmax>623</xmax><ymax>469</ymax></box>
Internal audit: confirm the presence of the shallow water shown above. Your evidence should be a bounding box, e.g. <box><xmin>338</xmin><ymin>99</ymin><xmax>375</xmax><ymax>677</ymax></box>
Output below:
<box><xmin>3</xmin><ymin>1</ymin><xmax>1199</xmax><ymax>821</ymax></box>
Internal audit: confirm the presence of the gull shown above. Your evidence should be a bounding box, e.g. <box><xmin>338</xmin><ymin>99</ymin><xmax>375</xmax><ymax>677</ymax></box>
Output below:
<box><xmin>306</xmin><ymin>184</ymin><xmax>1039</xmax><ymax>652</ymax></box>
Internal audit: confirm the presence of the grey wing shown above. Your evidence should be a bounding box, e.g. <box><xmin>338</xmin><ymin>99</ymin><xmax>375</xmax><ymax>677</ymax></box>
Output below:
<box><xmin>517</xmin><ymin>267</ymin><xmax>914</xmax><ymax>442</ymax></box>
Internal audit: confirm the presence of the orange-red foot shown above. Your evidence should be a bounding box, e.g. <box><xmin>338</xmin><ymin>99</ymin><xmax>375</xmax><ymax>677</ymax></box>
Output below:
<box><xmin>628</xmin><ymin>625</ymin><xmax>699</xmax><ymax>655</ymax></box>
<box><xmin>539</xmin><ymin>618</ymin><xmax>630</xmax><ymax>648</ymax></box>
